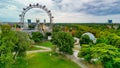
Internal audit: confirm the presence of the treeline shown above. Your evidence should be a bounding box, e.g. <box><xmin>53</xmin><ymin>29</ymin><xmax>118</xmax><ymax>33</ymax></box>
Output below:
<box><xmin>53</xmin><ymin>24</ymin><xmax>120</xmax><ymax>68</ymax></box>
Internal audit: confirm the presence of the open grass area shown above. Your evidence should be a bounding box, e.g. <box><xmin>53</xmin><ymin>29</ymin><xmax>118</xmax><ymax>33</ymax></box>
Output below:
<box><xmin>38</xmin><ymin>41</ymin><xmax>53</xmax><ymax>48</ymax></box>
<box><xmin>12</xmin><ymin>52</ymin><xmax>81</xmax><ymax>68</ymax></box>
<box><xmin>27</xmin><ymin>46</ymin><xmax>42</xmax><ymax>51</ymax></box>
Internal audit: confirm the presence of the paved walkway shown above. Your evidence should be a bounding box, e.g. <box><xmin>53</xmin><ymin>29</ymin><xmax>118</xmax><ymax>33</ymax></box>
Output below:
<box><xmin>73</xmin><ymin>37</ymin><xmax>88</xmax><ymax>68</ymax></box>
<box><xmin>65</xmin><ymin>49</ymin><xmax>88</xmax><ymax>68</ymax></box>
<box><xmin>27</xmin><ymin>45</ymin><xmax>51</xmax><ymax>54</ymax></box>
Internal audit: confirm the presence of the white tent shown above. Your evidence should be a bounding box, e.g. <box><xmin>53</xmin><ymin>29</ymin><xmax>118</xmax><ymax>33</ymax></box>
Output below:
<box><xmin>82</xmin><ymin>32</ymin><xmax>97</xmax><ymax>43</ymax></box>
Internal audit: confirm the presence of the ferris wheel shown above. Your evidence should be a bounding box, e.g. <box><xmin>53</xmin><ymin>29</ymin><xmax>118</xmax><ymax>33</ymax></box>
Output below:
<box><xmin>19</xmin><ymin>3</ymin><xmax>54</xmax><ymax>32</ymax></box>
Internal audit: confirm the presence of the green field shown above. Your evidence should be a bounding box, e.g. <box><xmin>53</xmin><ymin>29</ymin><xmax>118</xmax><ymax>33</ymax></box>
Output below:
<box><xmin>27</xmin><ymin>46</ymin><xmax>42</xmax><ymax>51</ymax></box>
<box><xmin>12</xmin><ymin>52</ymin><xmax>81</xmax><ymax>68</ymax></box>
<box><xmin>38</xmin><ymin>41</ymin><xmax>54</xmax><ymax>48</ymax></box>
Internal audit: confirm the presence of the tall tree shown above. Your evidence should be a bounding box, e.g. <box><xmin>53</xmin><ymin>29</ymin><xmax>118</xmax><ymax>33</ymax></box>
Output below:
<box><xmin>0</xmin><ymin>24</ymin><xmax>17</xmax><ymax>67</ymax></box>
<box><xmin>52</xmin><ymin>32</ymin><xmax>74</xmax><ymax>55</ymax></box>
<box><xmin>14</xmin><ymin>31</ymin><xmax>31</xmax><ymax>58</ymax></box>
<box><xmin>31</xmin><ymin>32</ymin><xmax>43</xmax><ymax>42</ymax></box>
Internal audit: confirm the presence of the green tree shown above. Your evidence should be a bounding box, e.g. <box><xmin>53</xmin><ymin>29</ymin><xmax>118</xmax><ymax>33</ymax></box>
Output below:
<box><xmin>52</xmin><ymin>32</ymin><xmax>74</xmax><ymax>55</ymax></box>
<box><xmin>113</xmin><ymin>58</ymin><xmax>120</xmax><ymax>68</ymax></box>
<box><xmin>14</xmin><ymin>31</ymin><xmax>31</xmax><ymax>58</ymax></box>
<box><xmin>78</xmin><ymin>44</ymin><xmax>91</xmax><ymax>61</ymax></box>
<box><xmin>0</xmin><ymin>24</ymin><xmax>17</xmax><ymax>67</ymax></box>
<box><xmin>78</xmin><ymin>43</ymin><xmax>120</xmax><ymax>68</ymax></box>
<box><xmin>80</xmin><ymin>34</ymin><xmax>92</xmax><ymax>45</ymax></box>
<box><xmin>0</xmin><ymin>24</ymin><xmax>31</xmax><ymax>67</ymax></box>
<box><xmin>75</xmin><ymin>30</ymin><xmax>85</xmax><ymax>38</ymax></box>
<box><xmin>31</xmin><ymin>32</ymin><xmax>43</xmax><ymax>42</ymax></box>
<box><xmin>96</xmin><ymin>37</ymin><xmax>109</xmax><ymax>44</ymax></box>
<box><xmin>91</xmin><ymin>43</ymin><xmax>120</xmax><ymax>68</ymax></box>
<box><xmin>53</xmin><ymin>26</ymin><xmax>62</xmax><ymax>32</ymax></box>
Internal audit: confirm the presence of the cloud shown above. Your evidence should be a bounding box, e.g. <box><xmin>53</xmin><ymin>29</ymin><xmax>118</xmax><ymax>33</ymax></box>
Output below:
<box><xmin>81</xmin><ymin>0</ymin><xmax>120</xmax><ymax>15</ymax></box>
<box><xmin>52</xmin><ymin>0</ymin><xmax>120</xmax><ymax>15</ymax></box>
<box><xmin>52</xmin><ymin>0</ymin><xmax>62</xmax><ymax>3</ymax></box>
<box><xmin>0</xmin><ymin>0</ymin><xmax>120</xmax><ymax>23</ymax></box>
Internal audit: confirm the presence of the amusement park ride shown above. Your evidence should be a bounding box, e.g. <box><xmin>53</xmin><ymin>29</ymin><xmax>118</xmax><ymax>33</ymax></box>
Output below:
<box><xmin>19</xmin><ymin>3</ymin><xmax>54</xmax><ymax>33</ymax></box>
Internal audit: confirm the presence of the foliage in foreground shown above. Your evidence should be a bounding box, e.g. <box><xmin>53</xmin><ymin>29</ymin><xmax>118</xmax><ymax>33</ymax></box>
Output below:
<box><xmin>0</xmin><ymin>24</ymin><xmax>17</xmax><ymax>67</ymax></box>
<box><xmin>52</xmin><ymin>32</ymin><xmax>74</xmax><ymax>55</ymax></box>
<box><xmin>78</xmin><ymin>43</ymin><xmax>120</xmax><ymax>68</ymax></box>
<box><xmin>14</xmin><ymin>31</ymin><xmax>31</xmax><ymax>58</ymax></box>
<box><xmin>0</xmin><ymin>24</ymin><xmax>31</xmax><ymax>67</ymax></box>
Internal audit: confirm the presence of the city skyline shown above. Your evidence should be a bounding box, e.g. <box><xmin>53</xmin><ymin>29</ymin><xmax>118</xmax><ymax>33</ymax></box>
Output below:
<box><xmin>0</xmin><ymin>0</ymin><xmax>120</xmax><ymax>23</ymax></box>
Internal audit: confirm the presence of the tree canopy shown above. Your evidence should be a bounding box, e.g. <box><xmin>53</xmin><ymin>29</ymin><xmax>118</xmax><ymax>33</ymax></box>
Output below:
<box><xmin>52</xmin><ymin>32</ymin><xmax>74</xmax><ymax>55</ymax></box>
<box><xmin>0</xmin><ymin>24</ymin><xmax>31</xmax><ymax>67</ymax></box>
<box><xmin>31</xmin><ymin>32</ymin><xmax>43</xmax><ymax>42</ymax></box>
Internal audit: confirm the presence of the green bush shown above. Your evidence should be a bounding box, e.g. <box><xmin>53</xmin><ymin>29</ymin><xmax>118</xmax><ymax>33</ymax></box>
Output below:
<box><xmin>46</xmin><ymin>32</ymin><xmax>52</xmax><ymax>36</ymax></box>
<box><xmin>104</xmin><ymin>61</ymin><xmax>113</xmax><ymax>68</ymax></box>
<box><xmin>91</xmin><ymin>43</ymin><xmax>120</xmax><ymax>68</ymax></box>
<box><xmin>113</xmin><ymin>58</ymin><xmax>120</xmax><ymax>68</ymax></box>
<box><xmin>0</xmin><ymin>24</ymin><xmax>17</xmax><ymax>67</ymax></box>
<box><xmin>107</xmin><ymin>34</ymin><xmax>120</xmax><ymax>48</ymax></box>
<box><xmin>53</xmin><ymin>26</ymin><xmax>62</xmax><ymax>32</ymax></box>
<box><xmin>12</xmin><ymin>57</ymin><xmax>27</xmax><ymax>68</ymax></box>
<box><xmin>78</xmin><ymin>43</ymin><xmax>120</xmax><ymax>68</ymax></box>
<box><xmin>0</xmin><ymin>24</ymin><xmax>32</xmax><ymax>67</ymax></box>
<box><xmin>52</xmin><ymin>32</ymin><xmax>74</xmax><ymax>55</ymax></box>
<box><xmin>97</xmin><ymin>32</ymin><xmax>120</xmax><ymax>48</ymax></box>
<box><xmin>80</xmin><ymin>34</ymin><xmax>92</xmax><ymax>44</ymax></box>
<box><xmin>96</xmin><ymin>37</ymin><xmax>109</xmax><ymax>44</ymax></box>
<box><xmin>78</xmin><ymin>45</ymin><xmax>91</xmax><ymax>61</ymax></box>
<box><xmin>31</xmin><ymin>32</ymin><xmax>43</xmax><ymax>42</ymax></box>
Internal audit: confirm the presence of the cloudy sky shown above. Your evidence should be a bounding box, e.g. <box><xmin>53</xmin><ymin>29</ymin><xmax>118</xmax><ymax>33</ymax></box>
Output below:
<box><xmin>0</xmin><ymin>0</ymin><xmax>120</xmax><ymax>23</ymax></box>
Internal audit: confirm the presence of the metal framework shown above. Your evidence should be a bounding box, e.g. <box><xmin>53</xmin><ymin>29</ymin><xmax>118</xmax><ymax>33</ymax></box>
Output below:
<box><xmin>19</xmin><ymin>3</ymin><xmax>54</xmax><ymax>30</ymax></box>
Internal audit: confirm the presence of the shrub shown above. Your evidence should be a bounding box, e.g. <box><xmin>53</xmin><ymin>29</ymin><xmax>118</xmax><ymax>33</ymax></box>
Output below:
<box><xmin>113</xmin><ymin>58</ymin><xmax>120</xmax><ymax>68</ymax></box>
<box><xmin>104</xmin><ymin>61</ymin><xmax>113</xmax><ymax>68</ymax></box>
<box><xmin>78</xmin><ymin>43</ymin><xmax>120</xmax><ymax>68</ymax></box>
<box><xmin>91</xmin><ymin>43</ymin><xmax>120</xmax><ymax>68</ymax></box>
<box><xmin>31</xmin><ymin>32</ymin><xmax>43</xmax><ymax>42</ymax></box>
<box><xmin>46</xmin><ymin>32</ymin><xmax>52</xmax><ymax>36</ymax></box>
<box><xmin>52</xmin><ymin>32</ymin><xmax>74</xmax><ymax>55</ymax></box>
<box><xmin>78</xmin><ymin>45</ymin><xmax>91</xmax><ymax>61</ymax></box>
<box><xmin>80</xmin><ymin>34</ymin><xmax>92</xmax><ymax>44</ymax></box>
<box><xmin>0</xmin><ymin>24</ymin><xmax>32</xmax><ymax>67</ymax></box>
<box><xmin>0</xmin><ymin>24</ymin><xmax>17</xmax><ymax>67</ymax></box>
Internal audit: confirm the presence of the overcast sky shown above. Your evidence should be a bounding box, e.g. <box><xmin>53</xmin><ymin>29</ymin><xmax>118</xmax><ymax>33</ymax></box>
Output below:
<box><xmin>0</xmin><ymin>0</ymin><xmax>120</xmax><ymax>23</ymax></box>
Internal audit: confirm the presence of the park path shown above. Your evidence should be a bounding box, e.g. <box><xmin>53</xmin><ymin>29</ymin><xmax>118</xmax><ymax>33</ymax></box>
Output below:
<box><xmin>27</xmin><ymin>44</ymin><xmax>88</xmax><ymax>68</ymax></box>
<box><xmin>71</xmin><ymin>37</ymin><xmax>88</xmax><ymax>68</ymax></box>
<box><xmin>66</xmin><ymin>50</ymin><xmax>88</xmax><ymax>68</ymax></box>
<box><xmin>27</xmin><ymin>45</ymin><xmax>51</xmax><ymax>54</ymax></box>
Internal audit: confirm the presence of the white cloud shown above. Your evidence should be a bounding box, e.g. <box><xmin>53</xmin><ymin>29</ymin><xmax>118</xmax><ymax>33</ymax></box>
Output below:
<box><xmin>15</xmin><ymin>0</ymin><xmax>54</xmax><ymax>9</ymax></box>
<box><xmin>7</xmin><ymin>5</ymin><xmax>17</xmax><ymax>10</ymax></box>
<box><xmin>0</xmin><ymin>0</ymin><xmax>120</xmax><ymax>23</ymax></box>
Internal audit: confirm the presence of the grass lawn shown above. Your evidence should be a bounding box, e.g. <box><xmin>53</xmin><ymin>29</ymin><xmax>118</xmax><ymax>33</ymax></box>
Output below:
<box><xmin>27</xmin><ymin>46</ymin><xmax>42</xmax><ymax>51</ymax></box>
<box><xmin>38</xmin><ymin>41</ymin><xmax>53</xmax><ymax>48</ymax></box>
<box><xmin>12</xmin><ymin>52</ymin><xmax>81</xmax><ymax>68</ymax></box>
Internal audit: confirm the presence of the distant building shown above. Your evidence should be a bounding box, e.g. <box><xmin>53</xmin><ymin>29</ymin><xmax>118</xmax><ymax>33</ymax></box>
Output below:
<box><xmin>108</xmin><ymin>20</ymin><xmax>112</xmax><ymax>24</ymax></box>
<box><xmin>36</xmin><ymin>19</ymin><xmax>40</xmax><ymax>23</ymax></box>
<box><xmin>44</xmin><ymin>19</ymin><xmax>46</xmax><ymax>23</ymax></box>
<box><xmin>27</xmin><ymin>19</ymin><xmax>31</xmax><ymax>23</ymax></box>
